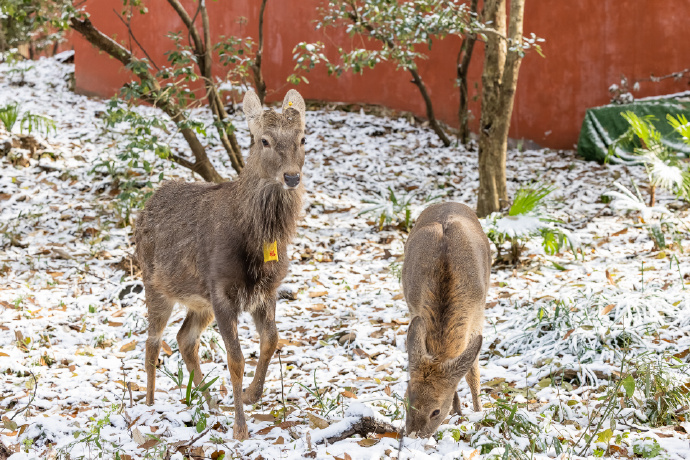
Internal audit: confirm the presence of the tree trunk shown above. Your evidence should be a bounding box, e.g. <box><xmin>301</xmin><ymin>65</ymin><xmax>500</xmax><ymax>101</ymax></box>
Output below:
<box><xmin>476</xmin><ymin>0</ymin><xmax>525</xmax><ymax>217</ymax></box>
<box><xmin>69</xmin><ymin>17</ymin><xmax>224</xmax><ymax>183</ymax></box>
<box><xmin>251</xmin><ymin>0</ymin><xmax>268</xmax><ymax>105</ymax></box>
<box><xmin>457</xmin><ymin>0</ymin><xmax>479</xmax><ymax>145</ymax></box>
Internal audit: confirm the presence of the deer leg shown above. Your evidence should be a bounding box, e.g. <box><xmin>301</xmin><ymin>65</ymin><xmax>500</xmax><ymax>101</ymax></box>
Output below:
<box><xmin>465</xmin><ymin>359</ymin><xmax>482</xmax><ymax>412</ymax></box>
<box><xmin>244</xmin><ymin>302</ymin><xmax>278</xmax><ymax>404</ymax></box>
<box><xmin>177</xmin><ymin>308</ymin><xmax>215</xmax><ymax>399</ymax></box>
<box><xmin>213</xmin><ymin>295</ymin><xmax>248</xmax><ymax>440</ymax></box>
<box><xmin>145</xmin><ymin>287</ymin><xmax>174</xmax><ymax>406</ymax></box>
<box><xmin>452</xmin><ymin>392</ymin><xmax>463</xmax><ymax>415</ymax></box>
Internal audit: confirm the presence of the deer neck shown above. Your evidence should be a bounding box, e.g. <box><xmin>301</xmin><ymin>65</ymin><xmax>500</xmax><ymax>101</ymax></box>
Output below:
<box><xmin>234</xmin><ymin>172</ymin><xmax>302</xmax><ymax>259</ymax></box>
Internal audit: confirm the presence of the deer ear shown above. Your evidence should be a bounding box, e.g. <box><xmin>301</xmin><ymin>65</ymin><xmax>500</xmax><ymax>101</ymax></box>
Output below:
<box><xmin>444</xmin><ymin>335</ymin><xmax>482</xmax><ymax>381</ymax></box>
<box><xmin>282</xmin><ymin>89</ymin><xmax>306</xmax><ymax>130</ymax></box>
<box><xmin>407</xmin><ymin>316</ymin><xmax>430</xmax><ymax>368</ymax></box>
<box><xmin>243</xmin><ymin>90</ymin><xmax>263</xmax><ymax>136</ymax></box>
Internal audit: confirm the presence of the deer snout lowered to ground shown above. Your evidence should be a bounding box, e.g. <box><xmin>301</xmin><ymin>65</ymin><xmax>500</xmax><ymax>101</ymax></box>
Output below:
<box><xmin>135</xmin><ymin>89</ymin><xmax>307</xmax><ymax>440</ymax></box>
<box><xmin>402</xmin><ymin>202</ymin><xmax>490</xmax><ymax>439</ymax></box>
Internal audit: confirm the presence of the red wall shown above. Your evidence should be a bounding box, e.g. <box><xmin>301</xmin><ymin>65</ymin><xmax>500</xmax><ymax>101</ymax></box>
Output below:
<box><xmin>73</xmin><ymin>1</ymin><xmax>690</xmax><ymax>150</ymax></box>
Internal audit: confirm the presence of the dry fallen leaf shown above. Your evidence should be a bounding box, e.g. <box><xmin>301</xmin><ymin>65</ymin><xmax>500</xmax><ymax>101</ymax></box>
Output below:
<box><xmin>307</xmin><ymin>412</ymin><xmax>330</xmax><ymax>429</ymax></box>
<box><xmin>357</xmin><ymin>438</ymin><xmax>379</xmax><ymax>447</ymax></box>
<box><xmin>611</xmin><ymin>228</ymin><xmax>628</xmax><ymax>237</ymax></box>
<box><xmin>132</xmin><ymin>427</ymin><xmax>146</xmax><ymax>446</ymax></box>
<box><xmin>600</xmin><ymin>304</ymin><xmax>615</xmax><ymax>316</ymax></box>
<box><xmin>341</xmin><ymin>390</ymin><xmax>357</xmax><ymax>399</ymax></box>
<box><xmin>119</xmin><ymin>341</ymin><xmax>136</xmax><ymax>353</ymax></box>
<box><xmin>161</xmin><ymin>341</ymin><xmax>172</xmax><ymax>356</ymax></box>
<box><xmin>392</xmin><ymin>293</ymin><xmax>404</xmax><ymax>300</ymax></box>
<box><xmin>309</xmin><ymin>291</ymin><xmax>328</xmax><ymax>298</ymax></box>
<box><xmin>463</xmin><ymin>449</ymin><xmax>480</xmax><ymax>460</ymax></box>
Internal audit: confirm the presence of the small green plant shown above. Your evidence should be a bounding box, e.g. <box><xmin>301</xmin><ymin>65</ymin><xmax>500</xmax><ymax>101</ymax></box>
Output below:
<box><xmin>57</xmin><ymin>404</ymin><xmax>125</xmax><ymax>459</ymax></box>
<box><xmin>471</xmin><ymin>397</ymin><xmax>562</xmax><ymax>459</ymax></box>
<box><xmin>0</xmin><ymin>103</ymin><xmax>20</xmax><ymax>131</ymax></box>
<box><xmin>624</xmin><ymin>353</ymin><xmax>690</xmax><ymax>427</ymax></box>
<box><xmin>294</xmin><ymin>370</ymin><xmax>342</xmax><ymax>417</ymax></box>
<box><xmin>0</xmin><ymin>102</ymin><xmax>56</xmax><ymax>137</ymax></box>
<box><xmin>360</xmin><ymin>187</ymin><xmax>441</xmax><ymax>232</ymax></box>
<box><xmin>20</xmin><ymin>112</ymin><xmax>56</xmax><ymax>137</ymax></box>
<box><xmin>161</xmin><ymin>364</ymin><xmax>218</xmax><ymax>433</ymax></box>
<box><xmin>633</xmin><ymin>438</ymin><xmax>663</xmax><ymax>458</ymax></box>
<box><xmin>484</xmin><ymin>183</ymin><xmax>577</xmax><ymax>264</ymax></box>
<box><xmin>388</xmin><ymin>261</ymin><xmax>402</xmax><ymax>283</ymax></box>
<box><xmin>360</xmin><ymin>187</ymin><xmax>415</xmax><ymax>232</ymax></box>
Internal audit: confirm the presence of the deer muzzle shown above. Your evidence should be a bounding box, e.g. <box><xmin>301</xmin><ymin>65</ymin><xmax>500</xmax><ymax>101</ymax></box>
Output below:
<box><xmin>283</xmin><ymin>173</ymin><xmax>300</xmax><ymax>189</ymax></box>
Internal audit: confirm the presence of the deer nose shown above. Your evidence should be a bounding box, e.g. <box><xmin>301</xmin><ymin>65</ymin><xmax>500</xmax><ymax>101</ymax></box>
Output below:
<box><xmin>283</xmin><ymin>173</ymin><xmax>300</xmax><ymax>188</ymax></box>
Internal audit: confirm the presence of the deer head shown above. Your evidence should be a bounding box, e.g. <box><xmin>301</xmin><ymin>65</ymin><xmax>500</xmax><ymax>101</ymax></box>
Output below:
<box><xmin>405</xmin><ymin>317</ymin><xmax>483</xmax><ymax>438</ymax></box>
<box><xmin>242</xmin><ymin>89</ymin><xmax>306</xmax><ymax>190</ymax></box>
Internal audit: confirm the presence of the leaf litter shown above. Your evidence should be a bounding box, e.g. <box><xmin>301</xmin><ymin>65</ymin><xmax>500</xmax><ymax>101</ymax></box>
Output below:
<box><xmin>0</xmin><ymin>56</ymin><xmax>689</xmax><ymax>459</ymax></box>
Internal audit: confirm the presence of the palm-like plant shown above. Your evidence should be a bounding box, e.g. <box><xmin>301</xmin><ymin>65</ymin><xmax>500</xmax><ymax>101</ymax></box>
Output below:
<box><xmin>608</xmin><ymin>111</ymin><xmax>690</xmax><ymax>205</ymax></box>
<box><xmin>484</xmin><ymin>184</ymin><xmax>577</xmax><ymax>264</ymax></box>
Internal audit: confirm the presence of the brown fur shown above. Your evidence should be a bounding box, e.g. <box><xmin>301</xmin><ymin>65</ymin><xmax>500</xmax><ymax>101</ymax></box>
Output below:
<box><xmin>402</xmin><ymin>202</ymin><xmax>490</xmax><ymax>438</ymax></box>
<box><xmin>135</xmin><ymin>90</ymin><xmax>307</xmax><ymax>440</ymax></box>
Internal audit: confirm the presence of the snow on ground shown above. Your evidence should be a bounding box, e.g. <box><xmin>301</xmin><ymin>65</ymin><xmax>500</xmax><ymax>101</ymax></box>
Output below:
<box><xmin>1</xmin><ymin>57</ymin><xmax>690</xmax><ymax>459</ymax></box>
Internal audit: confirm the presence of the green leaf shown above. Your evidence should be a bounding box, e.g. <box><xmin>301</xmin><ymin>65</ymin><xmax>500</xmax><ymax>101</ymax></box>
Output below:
<box><xmin>621</xmin><ymin>375</ymin><xmax>635</xmax><ymax>398</ymax></box>
<box><xmin>596</xmin><ymin>428</ymin><xmax>613</xmax><ymax>444</ymax></box>
<box><xmin>509</xmin><ymin>184</ymin><xmax>554</xmax><ymax>216</ymax></box>
<box><xmin>551</xmin><ymin>261</ymin><xmax>567</xmax><ymax>271</ymax></box>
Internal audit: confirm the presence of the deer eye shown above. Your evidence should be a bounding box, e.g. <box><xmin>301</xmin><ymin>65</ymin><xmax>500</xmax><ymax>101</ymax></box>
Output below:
<box><xmin>261</xmin><ymin>138</ymin><xmax>270</xmax><ymax>147</ymax></box>
<box><xmin>300</xmin><ymin>137</ymin><xmax>306</xmax><ymax>145</ymax></box>
<box><xmin>430</xmin><ymin>409</ymin><xmax>440</xmax><ymax>419</ymax></box>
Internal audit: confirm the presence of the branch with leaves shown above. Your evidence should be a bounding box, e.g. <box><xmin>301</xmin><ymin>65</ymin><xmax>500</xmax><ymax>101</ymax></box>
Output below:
<box><xmin>289</xmin><ymin>0</ymin><xmax>483</xmax><ymax>147</ymax></box>
<box><xmin>70</xmin><ymin>16</ymin><xmax>224</xmax><ymax>183</ymax></box>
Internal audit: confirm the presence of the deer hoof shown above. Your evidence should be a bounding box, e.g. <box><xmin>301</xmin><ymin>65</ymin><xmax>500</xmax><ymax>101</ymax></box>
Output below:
<box><xmin>233</xmin><ymin>424</ymin><xmax>249</xmax><ymax>441</ymax></box>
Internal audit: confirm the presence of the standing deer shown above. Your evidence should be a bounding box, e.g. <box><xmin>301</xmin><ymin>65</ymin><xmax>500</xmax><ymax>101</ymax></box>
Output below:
<box><xmin>135</xmin><ymin>89</ymin><xmax>306</xmax><ymax>440</ymax></box>
<box><xmin>402</xmin><ymin>202</ymin><xmax>490</xmax><ymax>438</ymax></box>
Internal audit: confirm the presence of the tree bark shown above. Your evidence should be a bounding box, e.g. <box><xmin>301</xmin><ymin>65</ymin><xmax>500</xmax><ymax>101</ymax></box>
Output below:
<box><xmin>251</xmin><ymin>0</ymin><xmax>268</xmax><ymax>105</ymax></box>
<box><xmin>476</xmin><ymin>0</ymin><xmax>525</xmax><ymax>217</ymax></box>
<box><xmin>69</xmin><ymin>17</ymin><xmax>224</xmax><ymax>183</ymax></box>
<box><xmin>456</xmin><ymin>0</ymin><xmax>479</xmax><ymax>145</ymax></box>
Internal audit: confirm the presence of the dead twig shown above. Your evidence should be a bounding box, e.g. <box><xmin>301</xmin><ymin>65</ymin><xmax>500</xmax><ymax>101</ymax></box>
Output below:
<box><xmin>10</xmin><ymin>370</ymin><xmax>38</xmax><ymax>421</ymax></box>
<box><xmin>316</xmin><ymin>416</ymin><xmax>399</xmax><ymax>444</ymax></box>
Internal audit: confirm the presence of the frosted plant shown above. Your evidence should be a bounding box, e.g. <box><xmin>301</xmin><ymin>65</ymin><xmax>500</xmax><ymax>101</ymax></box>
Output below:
<box><xmin>608</xmin><ymin>111</ymin><xmax>690</xmax><ymax>205</ymax></box>
<box><xmin>604</xmin><ymin>181</ymin><xmax>687</xmax><ymax>251</ymax></box>
<box><xmin>483</xmin><ymin>184</ymin><xmax>577</xmax><ymax>264</ymax></box>
<box><xmin>603</xmin><ymin>181</ymin><xmax>670</xmax><ymax>222</ymax></box>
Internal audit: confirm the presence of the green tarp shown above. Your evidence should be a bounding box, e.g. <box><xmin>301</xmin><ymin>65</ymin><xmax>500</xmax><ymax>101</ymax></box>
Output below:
<box><xmin>577</xmin><ymin>97</ymin><xmax>690</xmax><ymax>163</ymax></box>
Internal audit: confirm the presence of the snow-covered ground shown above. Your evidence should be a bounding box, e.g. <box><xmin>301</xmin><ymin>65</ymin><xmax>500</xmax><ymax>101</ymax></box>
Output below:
<box><xmin>1</xmin><ymin>57</ymin><xmax>689</xmax><ymax>459</ymax></box>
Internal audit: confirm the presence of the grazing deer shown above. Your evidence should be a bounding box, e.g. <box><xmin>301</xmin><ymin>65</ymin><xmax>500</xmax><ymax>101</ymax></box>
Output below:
<box><xmin>402</xmin><ymin>202</ymin><xmax>490</xmax><ymax>438</ymax></box>
<box><xmin>135</xmin><ymin>89</ymin><xmax>307</xmax><ymax>440</ymax></box>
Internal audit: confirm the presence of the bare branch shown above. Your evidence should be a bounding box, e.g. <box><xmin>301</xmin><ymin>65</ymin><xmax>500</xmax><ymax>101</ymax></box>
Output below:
<box><xmin>112</xmin><ymin>8</ymin><xmax>160</xmax><ymax>71</ymax></box>
<box><xmin>251</xmin><ymin>0</ymin><xmax>268</xmax><ymax>104</ymax></box>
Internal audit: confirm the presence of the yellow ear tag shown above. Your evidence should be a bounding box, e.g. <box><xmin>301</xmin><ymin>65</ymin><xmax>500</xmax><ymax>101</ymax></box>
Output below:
<box><xmin>263</xmin><ymin>240</ymin><xmax>278</xmax><ymax>262</ymax></box>
<box><xmin>288</xmin><ymin>101</ymin><xmax>293</xmax><ymax>106</ymax></box>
